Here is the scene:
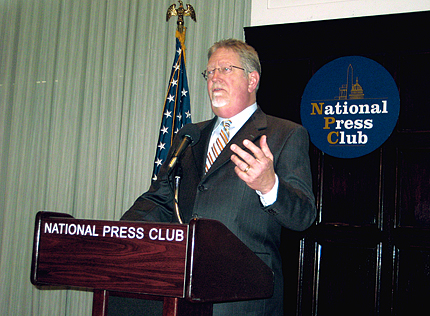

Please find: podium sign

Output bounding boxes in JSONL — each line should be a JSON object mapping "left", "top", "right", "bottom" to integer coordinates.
{"left": 31, "top": 212, "right": 188, "bottom": 297}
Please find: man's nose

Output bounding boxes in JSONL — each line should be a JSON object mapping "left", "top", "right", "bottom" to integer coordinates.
{"left": 211, "top": 68, "right": 223, "bottom": 81}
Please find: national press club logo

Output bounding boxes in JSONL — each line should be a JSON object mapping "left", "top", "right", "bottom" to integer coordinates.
{"left": 300, "top": 56, "right": 400, "bottom": 158}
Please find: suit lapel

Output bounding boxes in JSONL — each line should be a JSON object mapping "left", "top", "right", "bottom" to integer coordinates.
{"left": 191, "top": 118, "right": 216, "bottom": 178}
{"left": 203, "top": 107, "right": 268, "bottom": 178}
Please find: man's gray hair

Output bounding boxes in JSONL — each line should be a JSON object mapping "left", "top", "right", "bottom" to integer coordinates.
{"left": 208, "top": 39, "right": 262, "bottom": 81}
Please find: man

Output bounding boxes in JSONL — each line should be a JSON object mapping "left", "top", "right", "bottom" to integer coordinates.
{"left": 121, "top": 39, "right": 316, "bottom": 315}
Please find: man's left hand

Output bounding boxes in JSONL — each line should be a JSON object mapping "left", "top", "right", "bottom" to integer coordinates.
{"left": 230, "top": 135, "right": 276, "bottom": 194}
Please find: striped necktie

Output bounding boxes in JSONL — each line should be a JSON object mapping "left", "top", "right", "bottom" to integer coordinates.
{"left": 205, "top": 120, "right": 231, "bottom": 173}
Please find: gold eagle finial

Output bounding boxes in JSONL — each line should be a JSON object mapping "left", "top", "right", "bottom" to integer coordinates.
{"left": 166, "top": 1, "right": 196, "bottom": 33}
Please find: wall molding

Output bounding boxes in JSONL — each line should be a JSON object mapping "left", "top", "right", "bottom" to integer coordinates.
{"left": 251, "top": 0, "right": 430, "bottom": 26}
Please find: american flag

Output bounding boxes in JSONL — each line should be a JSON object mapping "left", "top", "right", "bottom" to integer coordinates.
{"left": 151, "top": 31, "right": 192, "bottom": 181}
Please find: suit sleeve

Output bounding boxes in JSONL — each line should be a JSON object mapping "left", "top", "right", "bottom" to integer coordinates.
{"left": 263, "top": 125, "right": 317, "bottom": 231}
{"left": 120, "top": 174, "right": 175, "bottom": 222}
{"left": 120, "top": 141, "right": 180, "bottom": 223}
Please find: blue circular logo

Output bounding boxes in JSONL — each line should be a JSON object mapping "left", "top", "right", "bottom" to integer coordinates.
{"left": 301, "top": 56, "right": 400, "bottom": 158}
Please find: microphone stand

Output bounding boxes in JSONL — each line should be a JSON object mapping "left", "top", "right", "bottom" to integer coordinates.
{"left": 165, "top": 124, "right": 201, "bottom": 224}
{"left": 172, "top": 162, "right": 184, "bottom": 224}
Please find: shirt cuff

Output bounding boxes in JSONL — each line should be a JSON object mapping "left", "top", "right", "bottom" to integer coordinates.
{"left": 256, "top": 174, "right": 279, "bottom": 207}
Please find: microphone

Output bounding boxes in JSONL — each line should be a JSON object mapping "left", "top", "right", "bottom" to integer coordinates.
{"left": 167, "top": 124, "right": 200, "bottom": 175}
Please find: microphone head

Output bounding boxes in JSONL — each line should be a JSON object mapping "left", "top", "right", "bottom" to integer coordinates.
{"left": 177, "top": 123, "right": 201, "bottom": 146}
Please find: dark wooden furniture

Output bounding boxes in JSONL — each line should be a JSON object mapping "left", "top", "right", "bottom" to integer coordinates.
{"left": 30, "top": 211, "right": 273, "bottom": 316}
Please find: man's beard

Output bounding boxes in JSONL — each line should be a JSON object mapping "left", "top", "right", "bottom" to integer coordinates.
{"left": 211, "top": 96, "right": 228, "bottom": 108}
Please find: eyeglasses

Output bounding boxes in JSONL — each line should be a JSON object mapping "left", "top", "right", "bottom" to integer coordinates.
{"left": 201, "top": 65, "right": 245, "bottom": 80}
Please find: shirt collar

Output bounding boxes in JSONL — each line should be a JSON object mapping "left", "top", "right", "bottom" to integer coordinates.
{"left": 213, "top": 103, "right": 258, "bottom": 135}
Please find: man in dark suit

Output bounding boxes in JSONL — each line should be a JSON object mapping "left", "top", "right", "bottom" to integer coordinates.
{"left": 121, "top": 39, "right": 316, "bottom": 316}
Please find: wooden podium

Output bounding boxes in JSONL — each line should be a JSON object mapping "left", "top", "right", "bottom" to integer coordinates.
{"left": 31, "top": 211, "right": 274, "bottom": 315}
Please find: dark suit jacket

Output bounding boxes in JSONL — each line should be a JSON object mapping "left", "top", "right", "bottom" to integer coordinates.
{"left": 121, "top": 107, "right": 316, "bottom": 316}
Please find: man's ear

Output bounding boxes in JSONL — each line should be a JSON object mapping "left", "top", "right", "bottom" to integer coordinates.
{"left": 248, "top": 71, "right": 260, "bottom": 93}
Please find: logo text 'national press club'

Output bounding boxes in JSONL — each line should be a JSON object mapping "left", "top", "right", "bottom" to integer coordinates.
{"left": 301, "top": 56, "right": 400, "bottom": 158}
